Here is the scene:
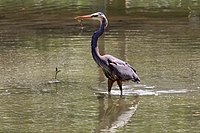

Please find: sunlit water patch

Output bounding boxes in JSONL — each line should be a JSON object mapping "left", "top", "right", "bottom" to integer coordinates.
{"left": 95, "top": 84, "right": 191, "bottom": 96}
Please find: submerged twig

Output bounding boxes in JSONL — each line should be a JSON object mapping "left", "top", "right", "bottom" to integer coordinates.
{"left": 55, "top": 68, "right": 61, "bottom": 79}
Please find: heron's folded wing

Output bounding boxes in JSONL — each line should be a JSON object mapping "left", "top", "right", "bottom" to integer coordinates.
{"left": 109, "top": 62, "right": 135, "bottom": 80}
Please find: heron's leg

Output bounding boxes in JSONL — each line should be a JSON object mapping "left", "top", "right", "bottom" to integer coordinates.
{"left": 117, "top": 80, "right": 123, "bottom": 96}
{"left": 108, "top": 79, "right": 114, "bottom": 94}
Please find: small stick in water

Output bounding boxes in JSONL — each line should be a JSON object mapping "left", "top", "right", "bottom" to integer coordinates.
{"left": 55, "top": 68, "right": 61, "bottom": 79}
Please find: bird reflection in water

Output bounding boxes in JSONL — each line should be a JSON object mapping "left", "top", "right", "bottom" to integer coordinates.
{"left": 95, "top": 94, "right": 139, "bottom": 132}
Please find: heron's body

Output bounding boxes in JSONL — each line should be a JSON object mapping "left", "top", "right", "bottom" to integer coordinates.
{"left": 75, "top": 12, "right": 140, "bottom": 95}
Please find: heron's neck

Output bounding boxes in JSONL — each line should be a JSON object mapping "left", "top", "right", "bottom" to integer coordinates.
{"left": 91, "top": 18, "right": 106, "bottom": 66}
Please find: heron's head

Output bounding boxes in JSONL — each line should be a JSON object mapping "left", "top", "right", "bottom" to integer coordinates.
{"left": 75, "top": 12, "right": 108, "bottom": 28}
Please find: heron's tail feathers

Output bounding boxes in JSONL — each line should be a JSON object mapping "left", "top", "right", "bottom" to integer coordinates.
{"left": 132, "top": 78, "right": 140, "bottom": 83}
{"left": 132, "top": 73, "right": 140, "bottom": 83}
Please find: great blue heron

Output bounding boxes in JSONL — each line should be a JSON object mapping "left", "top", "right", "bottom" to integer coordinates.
{"left": 75, "top": 12, "right": 140, "bottom": 95}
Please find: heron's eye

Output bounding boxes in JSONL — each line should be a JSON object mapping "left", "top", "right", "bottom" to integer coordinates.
{"left": 92, "top": 15, "right": 98, "bottom": 17}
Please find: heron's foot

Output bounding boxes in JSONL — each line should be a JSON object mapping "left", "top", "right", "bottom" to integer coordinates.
{"left": 120, "top": 91, "right": 123, "bottom": 97}
{"left": 108, "top": 91, "right": 111, "bottom": 95}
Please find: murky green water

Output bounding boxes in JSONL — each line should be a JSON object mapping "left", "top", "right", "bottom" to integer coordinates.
{"left": 0, "top": 0, "right": 200, "bottom": 133}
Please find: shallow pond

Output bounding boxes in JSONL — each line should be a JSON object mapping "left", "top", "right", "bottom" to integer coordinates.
{"left": 0, "top": 0, "right": 200, "bottom": 133}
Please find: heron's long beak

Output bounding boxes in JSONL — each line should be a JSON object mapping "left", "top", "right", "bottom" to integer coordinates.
{"left": 75, "top": 15, "right": 92, "bottom": 20}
